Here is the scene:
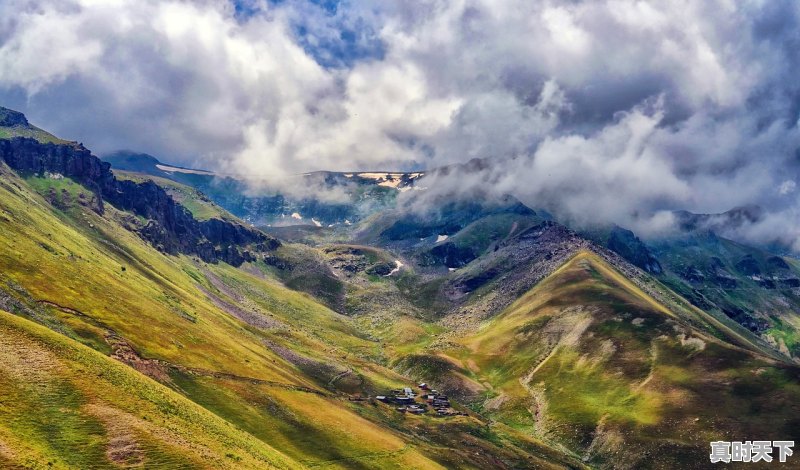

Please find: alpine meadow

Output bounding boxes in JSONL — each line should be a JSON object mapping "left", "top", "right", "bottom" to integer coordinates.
{"left": 1, "top": 1, "right": 800, "bottom": 469}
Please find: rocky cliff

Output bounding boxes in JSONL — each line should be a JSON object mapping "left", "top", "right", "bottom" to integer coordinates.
{"left": 0, "top": 107, "right": 31, "bottom": 127}
{"left": 0, "top": 136, "right": 278, "bottom": 265}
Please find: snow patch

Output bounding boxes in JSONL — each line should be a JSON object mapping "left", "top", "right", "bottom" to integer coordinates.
{"left": 311, "top": 218, "right": 322, "bottom": 227}
{"left": 155, "top": 164, "right": 214, "bottom": 176}
{"left": 436, "top": 234, "right": 448, "bottom": 243}
{"left": 354, "top": 172, "right": 425, "bottom": 190}
{"left": 291, "top": 212, "right": 302, "bottom": 220}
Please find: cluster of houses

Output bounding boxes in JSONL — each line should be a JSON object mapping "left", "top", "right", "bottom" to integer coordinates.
{"left": 374, "top": 383, "right": 465, "bottom": 417}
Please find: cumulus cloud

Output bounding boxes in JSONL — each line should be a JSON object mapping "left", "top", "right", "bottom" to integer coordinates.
{"left": 1, "top": 0, "right": 800, "bottom": 249}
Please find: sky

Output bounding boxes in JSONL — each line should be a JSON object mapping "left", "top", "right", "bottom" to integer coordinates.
{"left": 1, "top": 0, "right": 799, "bottom": 248}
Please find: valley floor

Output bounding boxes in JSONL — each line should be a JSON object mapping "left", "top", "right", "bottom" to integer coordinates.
{"left": 1, "top": 154, "right": 799, "bottom": 469}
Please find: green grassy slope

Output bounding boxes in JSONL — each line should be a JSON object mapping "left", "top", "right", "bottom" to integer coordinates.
{"left": 427, "top": 251, "right": 800, "bottom": 468}
{"left": 0, "top": 162, "right": 579, "bottom": 468}
{"left": 114, "top": 170, "right": 237, "bottom": 222}
{"left": 0, "top": 164, "right": 442, "bottom": 468}
{"left": 0, "top": 125, "right": 70, "bottom": 145}
{"left": 0, "top": 308, "right": 299, "bottom": 469}
{"left": 418, "top": 213, "right": 543, "bottom": 268}
{"left": 651, "top": 234, "right": 800, "bottom": 360}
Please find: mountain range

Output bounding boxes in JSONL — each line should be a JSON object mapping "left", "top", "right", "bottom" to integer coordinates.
{"left": 1, "top": 106, "right": 799, "bottom": 469}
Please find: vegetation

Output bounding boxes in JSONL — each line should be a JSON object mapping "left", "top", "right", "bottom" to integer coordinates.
{"left": 651, "top": 234, "right": 800, "bottom": 359}
{"left": 0, "top": 309, "right": 298, "bottom": 469}
{"left": 2, "top": 113, "right": 800, "bottom": 468}
{"left": 0, "top": 107, "right": 71, "bottom": 144}
{"left": 431, "top": 251, "right": 800, "bottom": 468}
{"left": 114, "top": 170, "right": 237, "bottom": 222}
{"left": 0, "top": 161, "right": 580, "bottom": 468}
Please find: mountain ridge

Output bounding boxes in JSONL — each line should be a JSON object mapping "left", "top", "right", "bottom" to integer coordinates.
{"left": 1, "top": 105, "right": 800, "bottom": 468}
{"left": 0, "top": 108, "right": 278, "bottom": 266}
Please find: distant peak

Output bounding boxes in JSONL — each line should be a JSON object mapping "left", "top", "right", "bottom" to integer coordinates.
{"left": 0, "top": 107, "right": 30, "bottom": 127}
{"left": 105, "top": 150, "right": 162, "bottom": 164}
{"left": 724, "top": 204, "right": 763, "bottom": 222}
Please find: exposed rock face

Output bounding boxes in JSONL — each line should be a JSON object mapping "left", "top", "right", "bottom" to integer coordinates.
{"left": 605, "top": 225, "right": 662, "bottom": 274}
{"left": 0, "top": 136, "right": 278, "bottom": 265}
{"left": 442, "top": 221, "right": 591, "bottom": 321}
{"left": 427, "top": 242, "right": 477, "bottom": 268}
{"left": 0, "top": 138, "right": 115, "bottom": 195}
{"left": 767, "top": 256, "right": 791, "bottom": 271}
{"left": 0, "top": 108, "right": 30, "bottom": 127}
{"left": 734, "top": 255, "right": 761, "bottom": 276}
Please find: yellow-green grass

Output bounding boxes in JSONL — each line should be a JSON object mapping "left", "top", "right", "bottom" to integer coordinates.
{"left": 1, "top": 166, "right": 578, "bottom": 468}
{"left": 435, "top": 250, "right": 800, "bottom": 468}
{"left": 202, "top": 262, "right": 412, "bottom": 393}
{"left": 0, "top": 308, "right": 299, "bottom": 469}
{"left": 169, "top": 373, "right": 448, "bottom": 469}
{"left": 0, "top": 124, "right": 71, "bottom": 145}
{"left": 262, "top": 243, "right": 348, "bottom": 311}
{"left": 0, "top": 168, "right": 403, "bottom": 457}
{"left": 25, "top": 175, "right": 86, "bottom": 200}
{"left": 0, "top": 169, "right": 306, "bottom": 386}
{"left": 3, "top": 168, "right": 398, "bottom": 404}
{"left": 380, "top": 317, "right": 445, "bottom": 357}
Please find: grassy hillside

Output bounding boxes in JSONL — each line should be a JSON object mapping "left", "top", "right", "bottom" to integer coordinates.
{"left": 0, "top": 308, "right": 298, "bottom": 469}
{"left": 0, "top": 161, "right": 581, "bottom": 467}
{"left": 0, "top": 111, "right": 70, "bottom": 145}
{"left": 5, "top": 109, "right": 798, "bottom": 468}
{"left": 651, "top": 233, "right": 800, "bottom": 360}
{"left": 114, "top": 170, "right": 238, "bottom": 222}
{"left": 421, "top": 251, "right": 800, "bottom": 468}
{"left": 0, "top": 164, "right": 428, "bottom": 467}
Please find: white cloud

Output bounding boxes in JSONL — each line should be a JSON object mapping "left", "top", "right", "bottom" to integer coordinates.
{"left": 779, "top": 180, "right": 796, "bottom": 195}
{"left": 1, "top": 0, "right": 800, "bottom": 248}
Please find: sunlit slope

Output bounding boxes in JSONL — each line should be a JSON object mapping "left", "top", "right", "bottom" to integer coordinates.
{"left": 446, "top": 251, "right": 800, "bottom": 468}
{"left": 0, "top": 309, "right": 299, "bottom": 469}
{"left": 0, "top": 164, "right": 580, "bottom": 468}
{"left": 0, "top": 165, "right": 448, "bottom": 468}
{"left": 0, "top": 164, "right": 306, "bottom": 386}
{"left": 0, "top": 107, "right": 69, "bottom": 145}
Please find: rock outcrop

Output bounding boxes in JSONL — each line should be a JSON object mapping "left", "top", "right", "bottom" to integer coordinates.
{"left": 0, "top": 108, "right": 30, "bottom": 127}
{"left": 605, "top": 225, "right": 662, "bottom": 274}
{"left": 0, "top": 136, "right": 278, "bottom": 265}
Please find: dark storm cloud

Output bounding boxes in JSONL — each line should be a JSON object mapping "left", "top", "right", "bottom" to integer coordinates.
{"left": 0, "top": 0, "right": 799, "bottom": 249}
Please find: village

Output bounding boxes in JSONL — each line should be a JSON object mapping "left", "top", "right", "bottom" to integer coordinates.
{"left": 373, "top": 383, "right": 467, "bottom": 417}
